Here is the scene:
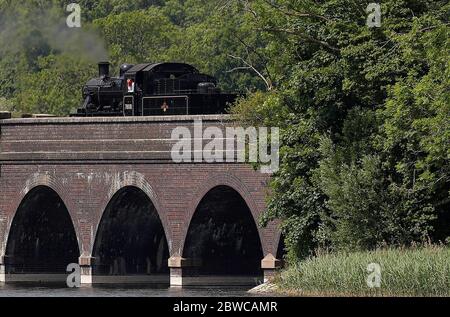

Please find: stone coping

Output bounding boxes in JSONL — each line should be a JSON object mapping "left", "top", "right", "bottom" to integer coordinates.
{"left": 0, "top": 114, "right": 233, "bottom": 125}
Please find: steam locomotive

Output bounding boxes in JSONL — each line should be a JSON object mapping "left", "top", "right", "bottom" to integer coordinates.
{"left": 72, "top": 62, "right": 237, "bottom": 117}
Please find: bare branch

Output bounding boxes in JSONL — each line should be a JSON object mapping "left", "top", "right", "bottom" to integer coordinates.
{"left": 241, "top": 0, "right": 258, "bottom": 18}
{"left": 235, "top": 36, "right": 275, "bottom": 88}
{"left": 228, "top": 54, "right": 273, "bottom": 90}
{"left": 226, "top": 66, "right": 252, "bottom": 72}
{"left": 418, "top": 22, "right": 450, "bottom": 33}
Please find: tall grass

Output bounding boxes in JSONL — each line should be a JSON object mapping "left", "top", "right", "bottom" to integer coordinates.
{"left": 277, "top": 245, "right": 450, "bottom": 296}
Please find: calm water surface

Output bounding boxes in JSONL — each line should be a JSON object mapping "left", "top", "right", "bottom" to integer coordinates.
{"left": 0, "top": 283, "right": 276, "bottom": 297}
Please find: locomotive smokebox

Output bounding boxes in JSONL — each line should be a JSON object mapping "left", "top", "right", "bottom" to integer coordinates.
{"left": 98, "top": 61, "right": 110, "bottom": 78}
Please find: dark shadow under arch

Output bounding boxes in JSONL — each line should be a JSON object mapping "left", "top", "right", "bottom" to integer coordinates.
{"left": 92, "top": 186, "right": 169, "bottom": 276}
{"left": 276, "top": 235, "right": 287, "bottom": 260}
{"left": 5, "top": 186, "right": 80, "bottom": 273}
{"left": 183, "top": 185, "right": 263, "bottom": 276}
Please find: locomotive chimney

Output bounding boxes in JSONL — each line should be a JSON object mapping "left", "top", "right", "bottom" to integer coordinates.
{"left": 98, "top": 61, "right": 110, "bottom": 78}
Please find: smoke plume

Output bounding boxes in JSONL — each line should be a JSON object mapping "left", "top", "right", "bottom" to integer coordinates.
{"left": 0, "top": 5, "right": 108, "bottom": 62}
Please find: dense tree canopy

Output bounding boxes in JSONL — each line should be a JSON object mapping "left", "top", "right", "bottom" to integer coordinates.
{"left": 0, "top": 0, "right": 448, "bottom": 262}
{"left": 232, "top": 0, "right": 449, "bottom": 260}
{"left": 0, "top": 0, "right": 268, "bottom": 115}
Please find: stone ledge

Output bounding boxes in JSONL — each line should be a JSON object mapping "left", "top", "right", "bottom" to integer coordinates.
{"left": 168, "top": 256, "right": 193, "bottom": 268}
{"left": 0, "top": 114, "right": 233, "bottom": 125}
{"left": 261, "top": 253, "right": 283, "bottom": 269}
{"left": 79, "top": 256, "right": 95, "bottom": 266}
{"left": 0, "top": 111, "right": 12, "bottom": 119}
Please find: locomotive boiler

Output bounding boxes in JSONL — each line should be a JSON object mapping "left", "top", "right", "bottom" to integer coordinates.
{"left": 72, "top": 62, "right": 237, "bottom": 116}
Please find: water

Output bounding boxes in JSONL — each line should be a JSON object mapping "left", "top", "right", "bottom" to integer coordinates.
{"left": 0, "top": 283, "right": 275, "bottom": 297}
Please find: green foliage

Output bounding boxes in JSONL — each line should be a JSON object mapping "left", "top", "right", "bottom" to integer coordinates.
{"left": 278, "top": 245, "right": 450, "bottom": 297}
{"left": 71, "top": 0, "right": 165, "bottom": 21}
{"left": 0, "top": 97, "right": 12, "bottom": 111}
{"left": 230, "top": 91, "right": 289, "bottom": 127}
{"left": 94, "top": 7, "right": 178, "bottom": 66}
{"left": 0, "top": 0, "right": 448, "bottom": 261}
{"left": 14, "top": 55, "right": 95, "bottom": 115}
{"left": 231, "top": 0, "right": 450, "bottom": 260}
{"left": 164, "top": 0, "right": 272, "bottom": 92}
{"left": 0, "top": 0, "right": 269, "bottom": 114}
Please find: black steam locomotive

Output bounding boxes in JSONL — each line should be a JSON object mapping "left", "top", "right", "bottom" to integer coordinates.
{"left": 72, "top": 62, "right": 237, "bottom": 117}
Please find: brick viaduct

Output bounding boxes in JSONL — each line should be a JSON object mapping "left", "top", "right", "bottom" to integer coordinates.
{"left": 0, "top": 114, "right": 282, "bottom": 286}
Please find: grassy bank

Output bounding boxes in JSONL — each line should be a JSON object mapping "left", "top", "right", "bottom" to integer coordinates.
{"left": 275, "top": 245, "right": 450, "bottom": 297}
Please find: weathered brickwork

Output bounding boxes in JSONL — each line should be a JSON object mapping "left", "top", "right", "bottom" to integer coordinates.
{"left": 0, "top": 115, "right": 281, "bottom": 269}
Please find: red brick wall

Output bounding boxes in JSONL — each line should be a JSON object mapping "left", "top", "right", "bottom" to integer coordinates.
{"left": 0, "top": 115, "right": 281, "bottom": 262}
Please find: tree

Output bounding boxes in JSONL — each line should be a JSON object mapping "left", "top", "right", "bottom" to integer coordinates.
{"left": 93, "top": 7, "right": 179, "bottom": 67}
{"left": 14, "top": 54, "right": 95, "bottom": 115}
{"left": 232, "top": 0, "right": 450, "bottom": 260}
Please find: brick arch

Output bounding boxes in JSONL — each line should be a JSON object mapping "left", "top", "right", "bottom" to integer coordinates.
{"left": 1, "top": 173, "right": 81, "bottom": 256}
{"left": 178, "top": 172, "right": 265, "bottom": 256}
{"left": 93, "top": 172, "right": 172, "bottom": 255}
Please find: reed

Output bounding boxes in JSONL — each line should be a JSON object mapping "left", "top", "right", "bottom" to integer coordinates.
{"left": 276, "top": 244, "right": 450, "bottom": 297}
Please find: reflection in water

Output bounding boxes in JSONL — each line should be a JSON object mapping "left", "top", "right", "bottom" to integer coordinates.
{"left": 0, "top": 283, "right": 277, "bottom": 297}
